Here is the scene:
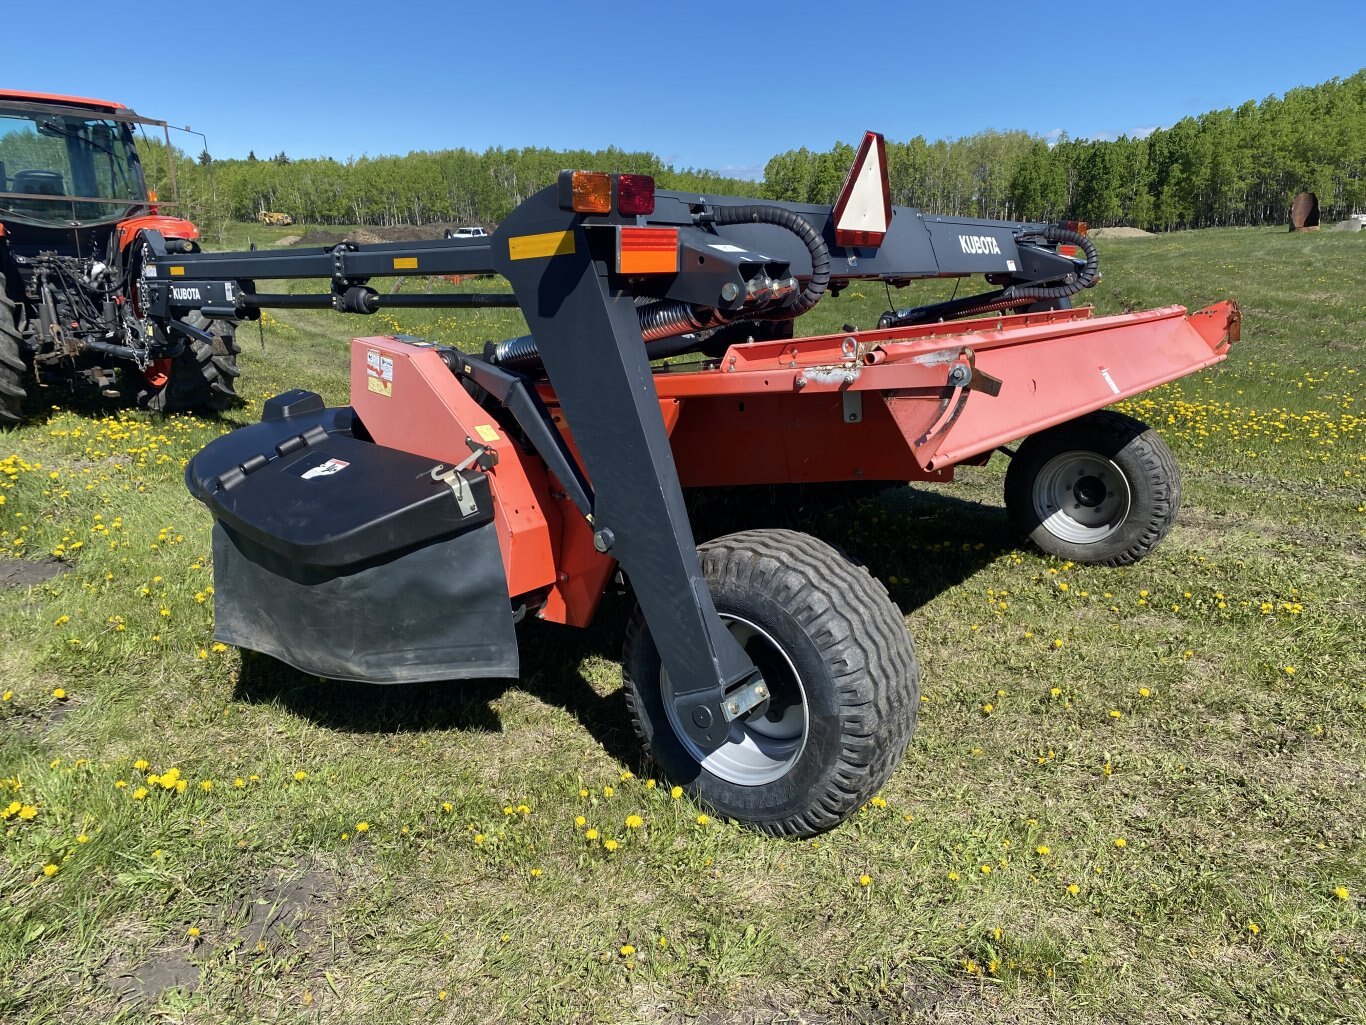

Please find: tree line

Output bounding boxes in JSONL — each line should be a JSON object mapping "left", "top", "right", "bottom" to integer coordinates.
{"left": 764, "top": 70, "right": 1365, "bottom": 229}
{"left": 144, "top": 70, "right": 1363, "bottom": 233}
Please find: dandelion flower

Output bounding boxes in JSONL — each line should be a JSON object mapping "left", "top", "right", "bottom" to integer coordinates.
{"left": 578, "top": 788, "right": 589, "bottom": 798}
{"left": 670, "top": 786, "right": 683, "bottom": 800}
{"left": 603, "top": 839, "right": 619, "bottom": 852}
{"left": 619, "top": 945, "right": 635, "bottom": 958}
{"left": 1036, "top": 845, "right": 1050, "bottom": 856}
{"left": 233, "top": 778, "right": 245, "bottom": 788}
{"left": 948, "top": 871, "right": 960, "bottom": 881}
{"left": 438, "top": 990, "right": 448, "bottom": 1001}
{"left": 529, "top": 868, "right": 543, "bottom": 878}
{"left": 1334, "top": 886, "right": 1351, "bottom": 901}
{"left": 585, "top": 828, "right": 599, "bottom": 841}
{"left": 575, "top": 815, "right": 587, "bottom": 827}
{"left": 858, "top": 874, "right": 872, "bottom": 887}
{"left": 76, "top": 834, "right": 89, "bottom": 844}
{"left": 980, "top": 864, "right": 992, "bottom": 875}
{"left": 355, "top": 821, "right": 370, "bottom": 833}
{"left": 1247, "top": 921, "right": 1261, "bottom": 935}
{"left": 133, "top": 759, "right": 150, "bottom": 771}
{"left": 473, "top": 833, "right": 485, "bottom": 844}
{"left": 1114, "top": 837, "right": 1127, "bottom": 849}
{"left": 625, "top": 814, "right": 643, "bottom": 829}
{"left": 52, "top": 688, "right": 67, "bottom": 700}
{"left": 293, "top": 770, "right": 308, "bottom": 782}
{"left": 1139, "top": 687, "right": 1151, "bottom": 698}
{"left": 187, "top": 927, "right": 201, "bottom": 938}
{"left": 1284, "top": 666, "right": 1296, "bottom": 676}
{"left": 1066, "top": 883, "right": 1080, "bottom": 896}
{"left": 132, "top": 787, "right": 148, "bottom": 800}
{"left": 441, "top": 801, "right": 453, "bottom": 813}
{"left": 696, "top": 814, "right": 710, "bottom": 826}
{"left": 42, "top": 864, "right": 58, "bottom": 877}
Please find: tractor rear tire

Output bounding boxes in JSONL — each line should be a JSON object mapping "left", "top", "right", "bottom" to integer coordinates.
{"left": 622, "top": 528, "right": 920, "bottom": 838}
{"left": 139, "top": 311, "right": 241, "bottom": 413}
{"left": 1004, "top": 410, "right": 1180, "bottom": 566}
{"left": 0, "top": 277, "right": 30, "bottom": 426}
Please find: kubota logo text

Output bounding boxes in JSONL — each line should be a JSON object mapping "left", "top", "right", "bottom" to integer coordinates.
{"left": 959, "top": 235, "right": 1002, "bottom": 255}
{"left": 171, "top": 286, "right": 202, "bottom": 301}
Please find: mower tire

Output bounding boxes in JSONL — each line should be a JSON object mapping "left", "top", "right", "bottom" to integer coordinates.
{"left": 138, "top": 311, "right": 241, "bottom": 413}
{"left": 622, "top": 528, "right": 920, "bottom": 838}
{"left": 1004, "top": 410, "right": 1180, "bottom": 566}
{"left": 0, "top": 277, "right": 29, "bottom": 425}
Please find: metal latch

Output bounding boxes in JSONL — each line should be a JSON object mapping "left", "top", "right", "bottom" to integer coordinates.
{"left": 429, "top": 437, "right": 499, "bottom": 518}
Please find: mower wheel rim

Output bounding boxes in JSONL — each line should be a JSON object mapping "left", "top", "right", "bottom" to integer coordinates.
{"left": 1032, "top": 450, "right": 1132, "bottom": 545}
{"left": 661, "top": 613, "right": 809, "bottom": 787}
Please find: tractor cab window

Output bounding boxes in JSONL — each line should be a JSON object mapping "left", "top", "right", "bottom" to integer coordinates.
{"left": 0, "top": 110, "right": 145, "bottom": 225}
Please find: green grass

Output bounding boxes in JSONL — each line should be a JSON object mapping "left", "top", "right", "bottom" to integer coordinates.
{"left": 1, "top": 224, "right": 1363, "bottom": 1024}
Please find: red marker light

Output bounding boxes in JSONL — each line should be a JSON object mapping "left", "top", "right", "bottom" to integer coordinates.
{"left": 617, "top": 174, "right": 655, "bottom": 216}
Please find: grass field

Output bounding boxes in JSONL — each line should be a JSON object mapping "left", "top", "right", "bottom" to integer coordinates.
{"left": 1, "top": 223, "right": 1363, "bottom": 1025}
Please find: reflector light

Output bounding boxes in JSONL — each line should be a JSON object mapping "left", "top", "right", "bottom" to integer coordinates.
{"left": 571, "top": 171, "right": 612, "bottom": 214}
{"left": 1059, "top": 220, "right": 1089, "bottom": 235}
{"left": 147, "top": 188, "right": 158, "bottom": 203}
{"left": 616, "top": 227, "right": 678, "bottom": 275}
{"left": 617, "top": 174, "right": 655, "bottom": 215}
{"left": 833, "top": 131, "right": 892, "bottom": 249}
{"left": 1056, "top": 244, "right": 1078, "bottom": 258}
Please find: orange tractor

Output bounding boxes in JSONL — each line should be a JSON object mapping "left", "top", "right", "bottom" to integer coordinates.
{"left": 0, "top": 90, "right": 237, "bottom": 424}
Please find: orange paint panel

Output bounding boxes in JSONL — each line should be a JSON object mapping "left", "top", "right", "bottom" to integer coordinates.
{"left": 348, "top": 337, "right": 557, "bottom": 600}
{"left": 118, "top": 216, "right": 200, "bottom": 251}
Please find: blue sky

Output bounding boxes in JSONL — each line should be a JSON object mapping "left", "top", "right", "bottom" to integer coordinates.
{"left": 5, "top": 1, "right": 1363, "bottom": 177}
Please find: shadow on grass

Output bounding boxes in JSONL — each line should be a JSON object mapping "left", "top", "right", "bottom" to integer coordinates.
{"left": 230, "top": 484, "right": 1013, "bottom": 764}
{"left": 231, "top": 593, "right": 644, "bottom": 766}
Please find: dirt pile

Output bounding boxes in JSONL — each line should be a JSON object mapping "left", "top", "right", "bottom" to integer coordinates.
{"left": 1089, "top": 227, "right": 1154, "bottom": 239}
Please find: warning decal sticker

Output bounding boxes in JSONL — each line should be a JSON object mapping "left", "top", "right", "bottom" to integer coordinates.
{"left": 301, "top": 458, "right": 350, "bottom": 480}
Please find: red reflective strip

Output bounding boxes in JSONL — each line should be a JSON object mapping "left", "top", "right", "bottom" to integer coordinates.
{"left": 1057, "top": 244, "right": 1078, "bottom": 257}
{"left": 835, "top": 228, "right": 886, "bottom": 248}
{"left": 617, "top": 227, "right": 678, "bottom": 275}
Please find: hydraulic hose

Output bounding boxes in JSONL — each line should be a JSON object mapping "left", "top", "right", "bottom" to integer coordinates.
{"left": 699, "top": 205, "right": 831, "bottom": 316}
{"left": 1006, "top": 225, "right": 1099, "bottom": 302}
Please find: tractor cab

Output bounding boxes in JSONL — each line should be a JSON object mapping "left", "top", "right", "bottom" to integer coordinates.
{"left": 0, "top": 97, "right": 151, "bottom": 240}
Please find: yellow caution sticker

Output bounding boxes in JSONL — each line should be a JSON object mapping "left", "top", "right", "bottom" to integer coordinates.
{"left": 508, "top": 230, "right": 575, "bottom": 261}
{"left": 474, "top": 423, "right": 500, "bottom": 443}
{"left": 169, "top": 266, "right": 185, "bottom": 277}
{"left": 367, "top": 377, "right": 392, "bottom": 397}
{"left": 392, "top": 257, "right": 418, "bottom": 270}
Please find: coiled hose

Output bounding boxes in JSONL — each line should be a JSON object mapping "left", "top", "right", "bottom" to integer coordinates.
{"left": 954, "top": 225, "right": 1099, "bottom": 318}
{"left": 492, "top": 205, "right": 833, "bottom": 370}
{"left": 700, "top": 204, "right": 831, "bottom": 316}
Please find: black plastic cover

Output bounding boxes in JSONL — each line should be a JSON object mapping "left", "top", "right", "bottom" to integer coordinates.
{"left": 186, "top": 403, "right": 493, "bottom": 568}
{"left": 185, "top": 395, "right": 519, "bottom": 684}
